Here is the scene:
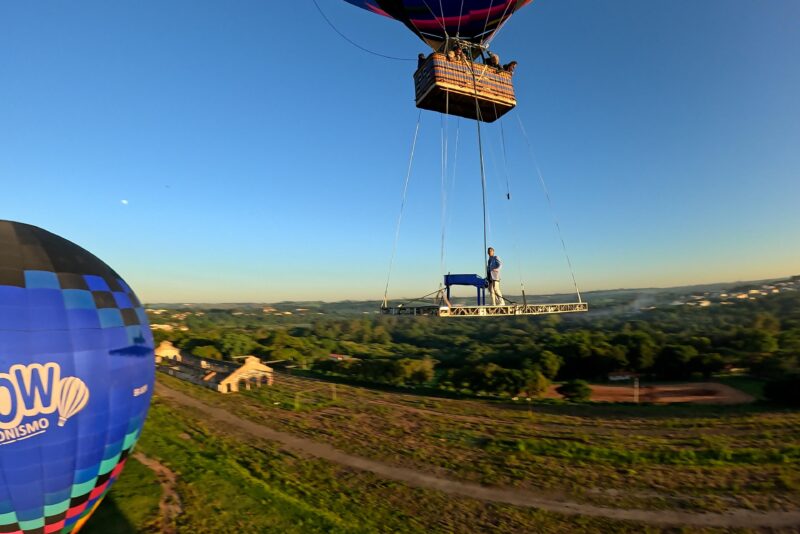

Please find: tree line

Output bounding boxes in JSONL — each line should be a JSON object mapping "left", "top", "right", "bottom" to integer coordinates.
{"left": 152, "top": 290, "right": 800, "bottom": 402}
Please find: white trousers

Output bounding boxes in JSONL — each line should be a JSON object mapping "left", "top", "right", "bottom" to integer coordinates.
{"left": 488, "top": 279, "right": 505, "bottom": 305}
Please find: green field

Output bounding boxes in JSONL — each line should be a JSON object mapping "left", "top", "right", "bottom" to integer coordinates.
{"left": 82, "top": 456, "right": 161, "bottom": 534}
{"left": 85, "top": 373, "right": 800, "bottom": 532}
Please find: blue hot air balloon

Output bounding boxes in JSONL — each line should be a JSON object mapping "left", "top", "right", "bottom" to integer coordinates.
{"left": 0, "top": 220, "right": 154, "bottom": 533}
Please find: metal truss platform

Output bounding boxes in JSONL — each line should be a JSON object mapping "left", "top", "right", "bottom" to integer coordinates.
{"left": 380, "top": 302, "right": 589, "bottom": 318}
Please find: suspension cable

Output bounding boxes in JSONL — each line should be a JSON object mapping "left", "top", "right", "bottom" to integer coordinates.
{"left": 312, "top": 0, "right": 415, "bottom": 62}
{"left": 492, "top": 108, "right": 527, "bottom": 301}
{"left": 420, "top": 0, "right": 449, "bottom": 33}
{"left": 516, "top": 114, "right": 583, "bottom": 303}
{"left": 475, "top": 105, "right": 489, "bottom": 269}
{"left": 499, "top": 114, "right": 512, "bottom": 200}
{"left": 440, "top": 91, "right": 451, "bottom": 279}
{"left": 383, "top": 111, "right": 423, "bottom": 307}
{"left": 485, "top": 0, "right": 514, "bottom": 47}
{"left": 456, "top": 0, "right": 466, "bottom": 37}
{"left": 467, "top": 58, "right": 490, "bottom": 272}
{"left": 480, "top": 0, "right": 497, "bottom": 43}
{"left": 446, "top": 119, "right": 461, "bottom": 233}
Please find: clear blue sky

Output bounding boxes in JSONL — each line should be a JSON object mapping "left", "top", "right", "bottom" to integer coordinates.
{"left": 1, "top": 1, "right": 798, "bottom": 303}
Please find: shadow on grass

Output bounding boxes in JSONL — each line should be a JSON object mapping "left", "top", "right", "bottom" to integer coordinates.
{"left": 80, "top": 496, "right": 138, "bottom": 534}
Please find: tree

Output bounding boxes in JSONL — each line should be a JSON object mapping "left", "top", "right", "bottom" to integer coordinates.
{"left": 653, "top": 345, "right": 699, "bottom": 380}
{"left": 778, "top": 329, "right": 800, "bottom": 352}
{"left": 271, "top": 347, "right": 301, "bottom": 362}
{"left": 749, "top": 353, "right": 799, "bottom": 379}
{"left": 556, "top": 380, "right": 591, "bottom": 402}
{"left": 612, "top": 332, "right": 657, "bottom": 371}
{"left": 692, "top": 353, "right": 725, "bottom": 379}
{"left": 521, "top": 369, "right": 550, "bottom": 397}
{"left": 371, "top": 326, "right": 392, "bottom": 344}
{"left": 753, "top": 312, "right": 781, "bottom": 335}
{"left": 452, "top": 363, "right": 520, "bottom": 395}
{"left": 535, "top": 351, "right": 562, "bottom": 380}
{"left": 764, "top": 374, "right": 800, "bottom": 405}
{"left": 736, "top": 329, "right": 779, "bottom": 354}
{"left": 400, "top": 358, "right": 436, "bottom": 385}
{"left": 152, "top": 329, "right": 172, "bottom": 345}
{"left": 194, "top": 345, "right": 223, "bottom": 360}
{"left": 220, "top": 332, "right": 256, "bottom": 358}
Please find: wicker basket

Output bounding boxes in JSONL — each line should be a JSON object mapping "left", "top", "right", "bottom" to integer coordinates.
{"left": 414, "top": 53, "right": 516, "bottom": 122}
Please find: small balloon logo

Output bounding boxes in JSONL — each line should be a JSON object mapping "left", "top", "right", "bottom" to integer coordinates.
{"left": 57, "top": 377, "right": 89, "bottom": 427}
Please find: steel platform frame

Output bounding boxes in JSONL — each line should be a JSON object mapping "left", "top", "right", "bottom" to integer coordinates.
{"left": 380, "top": 302, "right": 589, "bottom": 318}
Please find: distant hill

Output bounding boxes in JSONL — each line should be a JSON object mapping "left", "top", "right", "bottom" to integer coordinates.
{"left": 146, "top": 274, "right": 798, "bottom": 317}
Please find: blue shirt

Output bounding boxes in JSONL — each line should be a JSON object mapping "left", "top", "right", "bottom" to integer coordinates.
{"left": 487, "top": 256, "right": 502, "bottom": 281}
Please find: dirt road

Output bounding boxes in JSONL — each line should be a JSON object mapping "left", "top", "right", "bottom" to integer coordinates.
{"left": 132, "top": 451, "right": 182, "bottom": 533}
{"left": 544, "top": 382, "right": 755, "bottom": 404}
{"left": 155, "top": 383, "right": 800, "bottom": 529}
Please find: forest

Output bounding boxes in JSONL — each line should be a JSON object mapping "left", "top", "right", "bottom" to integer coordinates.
{"left": 152, "top": 279, "right": 800, "bottom": 403}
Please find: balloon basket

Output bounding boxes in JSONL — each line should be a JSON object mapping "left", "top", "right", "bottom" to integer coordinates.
{"left": 414, "top": 53, "right": 516, "bottom": 123}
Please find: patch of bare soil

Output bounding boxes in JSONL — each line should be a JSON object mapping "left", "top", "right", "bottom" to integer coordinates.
{"left": 544, "top": 382, "right": 755, "bottom": 404}
{"left": 133, "top": 451, "right": 182, "bottom": 534}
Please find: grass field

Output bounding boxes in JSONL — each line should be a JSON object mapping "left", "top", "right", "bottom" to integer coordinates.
{"left": 82, "top": 456, "right": 161, "bottom": 534}
{"left": 85, "top": 397, "right": 672, "bottom": 533}
{"left": 86, "top": 373, "right": 800, "bottom": 532}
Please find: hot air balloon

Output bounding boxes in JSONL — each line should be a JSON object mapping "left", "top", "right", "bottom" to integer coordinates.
{"left": 343, "top": 0, "right": 534, "bottom": 121}
{"left": 0, "top": 220, "right": 154, "bottom": 533}
{"left": 331, "top": 2, "right": 588, "bottom": 317}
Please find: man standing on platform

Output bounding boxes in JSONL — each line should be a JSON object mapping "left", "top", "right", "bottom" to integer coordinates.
{"left": 487, "top": 247, "right": 506, "bottom": 305}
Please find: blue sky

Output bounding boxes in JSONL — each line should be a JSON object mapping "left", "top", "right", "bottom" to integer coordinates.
{"left": 1, "top": 1, "right": 798, "bottom": 302}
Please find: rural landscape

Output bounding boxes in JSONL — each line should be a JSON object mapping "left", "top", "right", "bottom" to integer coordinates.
{"left": 2, "top": 2, "right": 798, "bottom": 533}
{"left": 83, "top": 277, "right": 800, "bottom": 533}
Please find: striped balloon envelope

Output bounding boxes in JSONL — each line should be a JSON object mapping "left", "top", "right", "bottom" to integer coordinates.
{"left": 343, "top": 0, "right": 534, "bottom": 48}
{"left": 0, "top": 220, "right": 154, "bottom": 533}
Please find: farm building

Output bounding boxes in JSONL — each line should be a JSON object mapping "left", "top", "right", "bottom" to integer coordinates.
{"left": 156, "top": 341, "right": 273, "bottom": 393}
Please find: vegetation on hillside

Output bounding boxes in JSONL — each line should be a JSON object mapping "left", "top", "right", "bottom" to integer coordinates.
{"left": 151, "top": 283, "right": 800, "bottom": 401}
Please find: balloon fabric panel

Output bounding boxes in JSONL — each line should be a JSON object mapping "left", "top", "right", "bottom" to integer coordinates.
{"left": 342, "top": 0, "right": 533, "bottom": 45}
{"left": 0, "top": 220, "right": 154, "bottom": 533}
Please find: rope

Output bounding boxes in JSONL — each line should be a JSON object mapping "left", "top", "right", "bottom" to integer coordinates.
{"left": 383, "top": 111, "right": 423, "bottom": 307}
{"left": 497, "top": 112, "right": 527, "bottom": 298}
{"left": 516, "top": 114, "right": 583, "bottom": 303}
{"left": 476, "top": 113, "right": 490, "bottom": 270}
{"left": 485, "top": 0, "right": 515, "bottom": 46}
{"left": 396, "top": 288, "right": 446, "bottom": 307}
{"left": 479, "top": 0, "right": 497, "bottom": 43}
{"left": 481, "top": 107, "right": 525, "bottom": 299}
{"left": 467, "top": 58, "right": 490, "bottom": 273}
{"left": 456, "top": 0, "right": 466, "bottom": 37}
{"left": 312, "top": 0, "right": 415, "bottom": 62}
{"left": 420, "top": 0, "right": 448, "bottom": 33}
{"left": 446, "top": 119, "right": 461, "bottom": 233}
{"left": 499, "top": 115, "right": 511, "bottom": 200}
{"left": 440, "top": 91, "right": 451, "bottom": 279}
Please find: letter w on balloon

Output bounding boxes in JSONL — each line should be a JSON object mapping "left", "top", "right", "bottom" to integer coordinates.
{"left": 0, "top": 363, "right": 89, "bottom": 430}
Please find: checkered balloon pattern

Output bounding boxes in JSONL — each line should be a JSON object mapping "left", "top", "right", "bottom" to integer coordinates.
{"left": 0, "top": 221, "right": 154, "bottom": 533}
